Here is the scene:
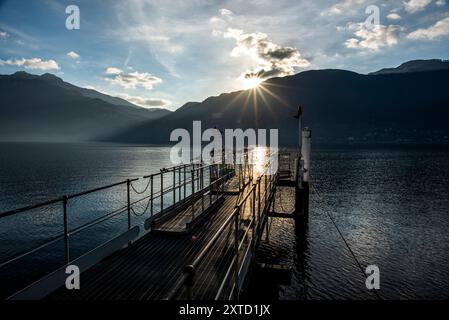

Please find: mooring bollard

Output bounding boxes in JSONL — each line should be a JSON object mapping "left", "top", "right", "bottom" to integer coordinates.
{"left": 184, "top": 265, "right": 196, "bottom": 300}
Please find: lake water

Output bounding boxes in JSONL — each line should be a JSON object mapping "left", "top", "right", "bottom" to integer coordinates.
{"left": 1, "top": 143, "right": 449, "bottom": 299}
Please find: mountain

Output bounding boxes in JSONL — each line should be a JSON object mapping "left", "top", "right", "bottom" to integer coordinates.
{"left": 109, "top": 61, "right": 449, "bottom": 146}
{"left": 0, "top": 72, "right": 171, "bottom": 142}
{"left": 37, "top": 73, "right": 139, "bottom": 108}
{"left": 370, "top": 59, "right": 449, "bottom": 75}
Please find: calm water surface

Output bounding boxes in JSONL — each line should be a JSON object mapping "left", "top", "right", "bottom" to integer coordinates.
{"left": 1, "top": 143, "right": 448, "bottom": 299}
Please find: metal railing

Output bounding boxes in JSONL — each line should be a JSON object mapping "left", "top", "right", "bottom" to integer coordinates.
{"left": 165, "top": 154, "right": 279, "bottom": 300}
{"left": 184, "top": 164, "right": 229, "bottom": 224}
{"left": 0, "top": 161, "right": 233, "bottom": 298}
{"left": 0, "top": 148, "right": 284, "bottom": 299}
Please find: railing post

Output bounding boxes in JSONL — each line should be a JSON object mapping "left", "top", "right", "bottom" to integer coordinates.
{"left": 257, "top": 179, "right": 261, "bottom": 230}
{"left": 252, "top": 186, "right": 256, "bottom": 250}
{"left": 150, "top": 175, "right": 154, "bottom": 217}
{"left": 201, "top": 166, "right": 205, "bottom": 212}
{"left": 62, "top": 195, "right": 70, "bottom": 264}
{"left": 234, "top": 207, "right": 240, "bottom": 300}
{"left": 264, "top": 174, "right": 268, "bottom": 209}
{"left": 209, "top": 166, "right": 213, "bottom": 204}
{"left": 179, "top": 167, "right": 182, "bottom": 201}
{"left": 183, "top": 164, "right": 187, "bottom": 200}
{"left": 265, "top": 181, "right": 270, "bottom": 242}
{"left": 238, "top": 164, "right": 242, "bottom": 191}
{"left": 201, "top": 165, "right": 204, "bottom": 190}
{"left": 201, "top": 192, "right": 205, "bottom": 213}
{"left": 191, "top": 169, "right": 195, "bottom": 220}
{"left": 161, "top": 170, "right": 164, "bottom": 215}
{"left": 127, "top": 179, "right": 131, "bottom": 230}
{"left": 173, "top": 168, "right": 176, "bottom": 205}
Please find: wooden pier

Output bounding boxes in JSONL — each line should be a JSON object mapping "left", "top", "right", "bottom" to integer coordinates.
{"left": 0, "top": 148, "right": 310, "bottom": 300}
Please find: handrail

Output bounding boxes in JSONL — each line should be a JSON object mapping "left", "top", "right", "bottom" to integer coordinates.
{"left": 0, "top": 161, "right": 233, "bottom": 283}
{"left": 0, "top": 161, "right": 215, "bottom": 221}
{"left": 67, "top": 179, "right": 139, "bottom": 200}
{"left": 0, "top": 179, "right": 138, "bottom": 219}
{"left": 166, "top": 151, "right": 280, "bottom": 300}
{"left": 0, "top": 197, "right": 63, "bottom": 219}
{"left": 0, "top": 150, "right": 282, "bottom": 300}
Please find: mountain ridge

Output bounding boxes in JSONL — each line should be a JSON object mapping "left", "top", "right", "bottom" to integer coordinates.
{"left": 2, "top": 59, "right": 449, "bottom": 145}
{"left": 370, "top": 59, "right": 449, "bottom": 75}
{"left": 108, "top": 61, "right": 449, "bottom": 146}
{"left": 0, "top": 72, "right": 171, "bottom": 142}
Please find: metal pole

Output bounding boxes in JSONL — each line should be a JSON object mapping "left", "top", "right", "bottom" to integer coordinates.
{"left": 257, "top": 180, "right": 261, "bottom": 230}
{"left": 127, "top": 179, "right": 131, "bottom": 230}
{"left": 209, "top": 166, "right": 213, "bottom": 204}
{"left": 234, "top": 209, "right": 240, "bottom": 300}
{"left": 201, "top": 167, "right": 205, "bottom": 213}
{"left": 150, "top": 175, "right": 154, "bottom": 216}
{"left": 161, "top": 171, "right": 164, "bottom": 215}
{"left": 173, "top": 169, "right": 176, "bottom": 205}
{"left": 179, "top": 167, "right": 182, "bottom": 201}
{"left": 191, "top": 169, "right": 195, "bottom": 220}
{"left": 201, "top": 190, "right": 205, "bottom": 213}
{"left": 201, "top": 165, "right": 204, "bottom": 190}
{"left": 63, "top": 195, "right": 70, "bottom": 264}
{"left": 264, "top": 174, "right": 268, "bottom": 209}
{"left": 201, "top": 166, "right": 204, "bottom": 191}
{"left": 265, "top": 177, "right": 270, "bottom": 242}
{"left": 238, "top": 164, "right": 241, "bottom": 191}
{"left": 252, "top": 187, "right": 256, "bottom": 250}
{"left": 183, "top": 165, "right": 187, "bottom": 200}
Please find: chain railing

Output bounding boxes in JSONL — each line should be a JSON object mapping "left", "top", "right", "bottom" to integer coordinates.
{"left": 165, "top": 153, "right": 279, "bottom": 300}
{"left": 0, "top": 148, "right": 282, "bottom": 300}
{"left": 0, "top": 161, "right": 232, "bottom": 299}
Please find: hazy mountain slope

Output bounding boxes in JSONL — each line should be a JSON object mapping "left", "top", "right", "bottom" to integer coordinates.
{"left": 109, "top": 66, "right": 449, "bottom": 146}
{"left": 370, "top": 59, "right": 449, "bottom": 75}
{"left": 0, "top": 72, "right": 171, "bottom": 142}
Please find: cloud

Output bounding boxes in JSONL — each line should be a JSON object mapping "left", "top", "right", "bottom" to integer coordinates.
{"left": 436, "top": 0, "right": 446, "bottom": 5}
{"left": 116, "top": 93, "right": 171, "bottom": 108}
{"left": 345, "top": 23, "right": 404, "bottom": 50}
{"left": 105, "top": 67, "right": 123, "bottom": 75}
{"left": 67, "top": 51, "right": 80, "bottom": 59}
{"left": 407, "top": 16, "right": 449, "bottom": 40}
{"left": 0, "top": 57, "right": 60, "bottom": 70}
{"left": 223, "top": 28, "right": 310, "bottom": 79}
{"left": 404, "top": 0, "right": 433, "bottom": 13}
{"left": 387, "top": 13, "right": 402, "bottom": 20}
{"left": 219, "top": 8, "right": 234, "bottom": 17}
{"left": 0, "top": 31, "right": 8, "bottom": 39}
{"left": 103, "top": 68, "right": 162, "bottom": 90}
{"left": 321, "top": 0, "right": 368, "bottom": 16}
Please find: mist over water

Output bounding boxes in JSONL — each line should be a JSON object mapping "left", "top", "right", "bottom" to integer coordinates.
{"left": 1, "top": 143, "right": 449, "bottom": 299}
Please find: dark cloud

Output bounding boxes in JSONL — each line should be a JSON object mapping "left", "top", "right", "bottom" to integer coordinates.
{"left": 224, "top": 28, "right": 310, "bottom": 80}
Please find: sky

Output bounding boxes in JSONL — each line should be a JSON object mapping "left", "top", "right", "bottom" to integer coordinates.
{"left": 0, "top": 0, "right": 448, "bottom": 111}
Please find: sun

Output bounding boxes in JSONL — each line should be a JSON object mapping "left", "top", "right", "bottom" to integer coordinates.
{"left": 241, "top": 76, "right": 262, "bottom": 90}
